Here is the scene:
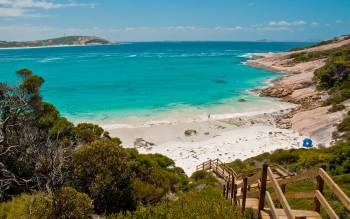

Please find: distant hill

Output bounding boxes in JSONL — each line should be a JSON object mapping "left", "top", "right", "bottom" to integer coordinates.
{"left": 0, "top": 36, "right": 111, "bottom": 48}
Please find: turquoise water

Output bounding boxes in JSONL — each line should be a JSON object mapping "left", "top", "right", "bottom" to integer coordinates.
{"left": 0, "top": 42, "right": 311, "bottom": 122}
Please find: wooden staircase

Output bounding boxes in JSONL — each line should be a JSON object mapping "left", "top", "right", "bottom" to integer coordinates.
{"left": 196, "top": 159, "right": 350, "bottom": 219}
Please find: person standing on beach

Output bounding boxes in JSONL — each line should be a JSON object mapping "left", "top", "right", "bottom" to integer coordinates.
{"left": 208, "top": 113, "right": 211, "bottom": 121}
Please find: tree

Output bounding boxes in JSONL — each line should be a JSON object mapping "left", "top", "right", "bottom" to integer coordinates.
{"left": 0, "top": 70, "right": 74, "bottom": 201}
{"left": 71, "top": 139, "right": 136, "bottom": 214}
{"left": 72, "top": 123, "right": 119, "bottom": 145}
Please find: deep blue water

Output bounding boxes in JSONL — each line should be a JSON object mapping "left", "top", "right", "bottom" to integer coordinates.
{"left": 0, "top": 42, "right": 312, "bottom": 121}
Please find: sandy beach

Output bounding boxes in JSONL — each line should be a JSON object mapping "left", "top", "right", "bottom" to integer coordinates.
{"left": 103, "top": 97, "right": 305, "bottom": 175}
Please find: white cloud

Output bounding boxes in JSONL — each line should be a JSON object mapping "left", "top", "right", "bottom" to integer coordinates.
{"left": 336, "top": 19, "right": 343, "bottom": 24}
{"left": 0, "top": 0, "right": 94, "bottom": 17}
{"left": 0, "top": 7, "right": 25, "bottom": 16}
{"left": 268, "top": 20, "right": 307, "bottom": 27}
{"left": 310, "top": 22, "right": 319, "bottom": 27}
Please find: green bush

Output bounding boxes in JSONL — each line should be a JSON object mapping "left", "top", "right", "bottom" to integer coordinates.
{"left": 53, "top": 187, "right": 93, "bottom": 219}
{"left": 127, "top": 149, "right": 189, "bottom": 205}
{"left": 0, "top": 193, "right": 53, "bottom": 219}
{"left": 72, "top": 123, "right": 117, "bottom": 144}
{"left": 111, "top": 188, "right": 249, "bottom": 219}
{"left": 190, "top": 170, "right": 219, "bottom": 187}
{"left": 328, "top": 104, "right": 346, "bottom": 113}
{"left": 337, "top": 113, "right": 350, "bottom": 133}
{"left": 71, "top": 139, "right": 136, "bottom": 214}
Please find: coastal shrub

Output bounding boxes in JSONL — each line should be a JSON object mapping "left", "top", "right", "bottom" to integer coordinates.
{"left": 71, "top": 139, "right": 136, "bottom": 214}
{"left": 337, "top": 112, "right": 350, "bottom": 133}
{"left": 328, "top": 104, "right": 346, "bottom": 113}
{"left": 111, "top": 187, "right": 249, "bottom": 219}
{"left": 0, "top": 193, "right": 53, "bottom": 219}
{"left": 190, "top": 170, "right": 219, "bottom": 188}
{"left": 227, "top": 159, "right": 256, "bottom": 173}
{"left": 53, "top": 187, "right": 94, "bottom": 219}
{"left": 270, "top": 149, "right": 301, "bottom": 164}
{"left": 72, "top": 122, "right": 115, "bottom": 144}
{"left": 127, "top": 149, "right": 189, "bottom": 205}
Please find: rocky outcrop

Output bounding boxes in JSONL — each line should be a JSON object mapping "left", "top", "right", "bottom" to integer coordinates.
{"left": 134, "top": 138, "right": 154, "bottom": 149}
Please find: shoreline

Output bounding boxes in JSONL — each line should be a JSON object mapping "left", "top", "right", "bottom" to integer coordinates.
{"left": 73, "top": 40, "right": 350, "bottom": 175}
{"left": 99, "top": 91, "right": 304, "bottom": 175}
{"left": 245, "top": 38, "right": 350, "bottom": 146}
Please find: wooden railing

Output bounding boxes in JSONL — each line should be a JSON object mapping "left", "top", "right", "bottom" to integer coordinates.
{"left": 268, "top": 166, "right": 294, "bottom": 219}
{"left": 196, "top": 158, "right": 239, "bottom": 180}
{"left": 197, "top": 159, "right": 350, "bottom": 219}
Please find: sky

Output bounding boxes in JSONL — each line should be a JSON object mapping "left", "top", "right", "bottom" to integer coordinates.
{"left": 0, "top": 0, "right": 349, "bottom": 42}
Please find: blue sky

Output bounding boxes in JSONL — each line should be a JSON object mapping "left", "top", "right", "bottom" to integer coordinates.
{"left": 0, "top": 0, "right": 349, "bottom": 42}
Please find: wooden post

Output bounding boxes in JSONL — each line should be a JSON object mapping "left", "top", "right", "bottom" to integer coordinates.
{"left": 226, "top": 177, "right": 230, "bottom": 198}
{"left": 314, "top": 166, "right": 325, "bottom": 212}
{"left": 202, "top": 162, "right": 204, "bottom": 170}
{"left": 209, "top": 160, "right": 211, "bottom": 169}
{"left": 231, "top": 175, "right": 235, "bottom": 203}
{"left": 258, "top": 164, "right": 268, "bottom": 214}
{"left": 223, "top": 185, "right": 226, "bottom": 197}
{"left": 233, "top": 184, "right": 237, "bottom": 205}
{"left": 242, "top": 177, "right": 248, "bottom": 213}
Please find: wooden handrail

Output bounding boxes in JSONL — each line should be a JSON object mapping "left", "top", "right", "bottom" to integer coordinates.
{"left": 314, "top": 190, "right": 339, "bottom": 219}
{"left": 265, "top": 191, "right": 278, "bottom": 219}
{"left": 276, "top": 169, "right": 319, "bottom": 186}
{"left": 200, "top": 160, "right": 350, "bottom": 219}
{"left": 268, "top": 167, "right": 295, "bottom": 219}
{"left": 271, "top": 191, "right": 315, "bottom": 200}
{"left": 197, "top": 159, "right": 239, "bottom": 182}
{"left": 318, "top": 168, "right": 350, "bottom": 211}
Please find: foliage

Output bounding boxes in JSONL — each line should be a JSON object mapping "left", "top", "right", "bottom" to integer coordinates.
{"left": 126, "top": 149, "right": 189, "bottom": 205}
{"left": 241, "top": 143, "right": 350, "bottom": 175}
{"left": 53, "top": 187, "right": 94, "bottom": 219}
{"left": 226, "top": 159, "right": 256, "bottom": 174}
{"left": 0, "top": 69, "right": 75, "bottom": 200}
{"left": 328, "top": 104, "right": 346, "bottom": 113}
{"left": 111, "top": 187, "right": 251, "bottom": 219}
{"left": 71, "top": 139, "right": 136, "bottom": 214}
{"left": 0, "top": 188, "right": 94, "bottom": 219}
{"left": 190, "top": 170, "right": 219, "bottom": 188}
{"left": 0, "top": 193, "right": 53, "bottom": 219}
{"left": 334, "top": 111, "right": 350, "bottom": 141}
{"left": 72, "top": 123, "right": 117, "bottom": 144}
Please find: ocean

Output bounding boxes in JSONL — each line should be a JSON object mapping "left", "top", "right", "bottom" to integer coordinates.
{"left": 0, "top": 41, "right": 311, "bottom": 124}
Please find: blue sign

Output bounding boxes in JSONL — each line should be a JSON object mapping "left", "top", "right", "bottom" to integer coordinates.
{"left": 303, "top": 138, "right": 313, "bottom": 148}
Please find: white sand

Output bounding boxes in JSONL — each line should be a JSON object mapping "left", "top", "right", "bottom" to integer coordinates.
{"left": 102, "top": 98, "right": 306, "bottom": 176}
{"left": 127, "top": 124, "right": 303, "bottom": 175}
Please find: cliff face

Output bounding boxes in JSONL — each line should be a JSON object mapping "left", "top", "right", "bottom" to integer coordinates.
{"left": 0, "top": 36, "right": 111, "bottom": 48}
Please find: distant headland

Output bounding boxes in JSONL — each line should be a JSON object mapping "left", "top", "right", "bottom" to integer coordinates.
{"left": 0, "top": 36, "right": 111, "bottom": 48}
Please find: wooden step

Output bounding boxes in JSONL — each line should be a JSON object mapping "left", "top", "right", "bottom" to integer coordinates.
{"left": 239, "top": 198, "right": 259, "bottom": 210}
{"left": 260, "top": 209, "right": 322, "bottom": 219}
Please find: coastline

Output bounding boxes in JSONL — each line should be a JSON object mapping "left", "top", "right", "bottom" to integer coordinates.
{"left": 103, "top": 38, "right": 350, "bottom": 175}
{"left": 0, "top": 43, "right": 114, "bottom": 50}
{"left": 100, "top": 82, "right": 304, "bottom": 175}
{"left": 246, "top": 38, "right": 350, "bottom": 146}
{"left": 67, "top": 40, "right": 349, "bottom": 175}
{"left": 104, "top": 100, "right": 303, "bottom": 175}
